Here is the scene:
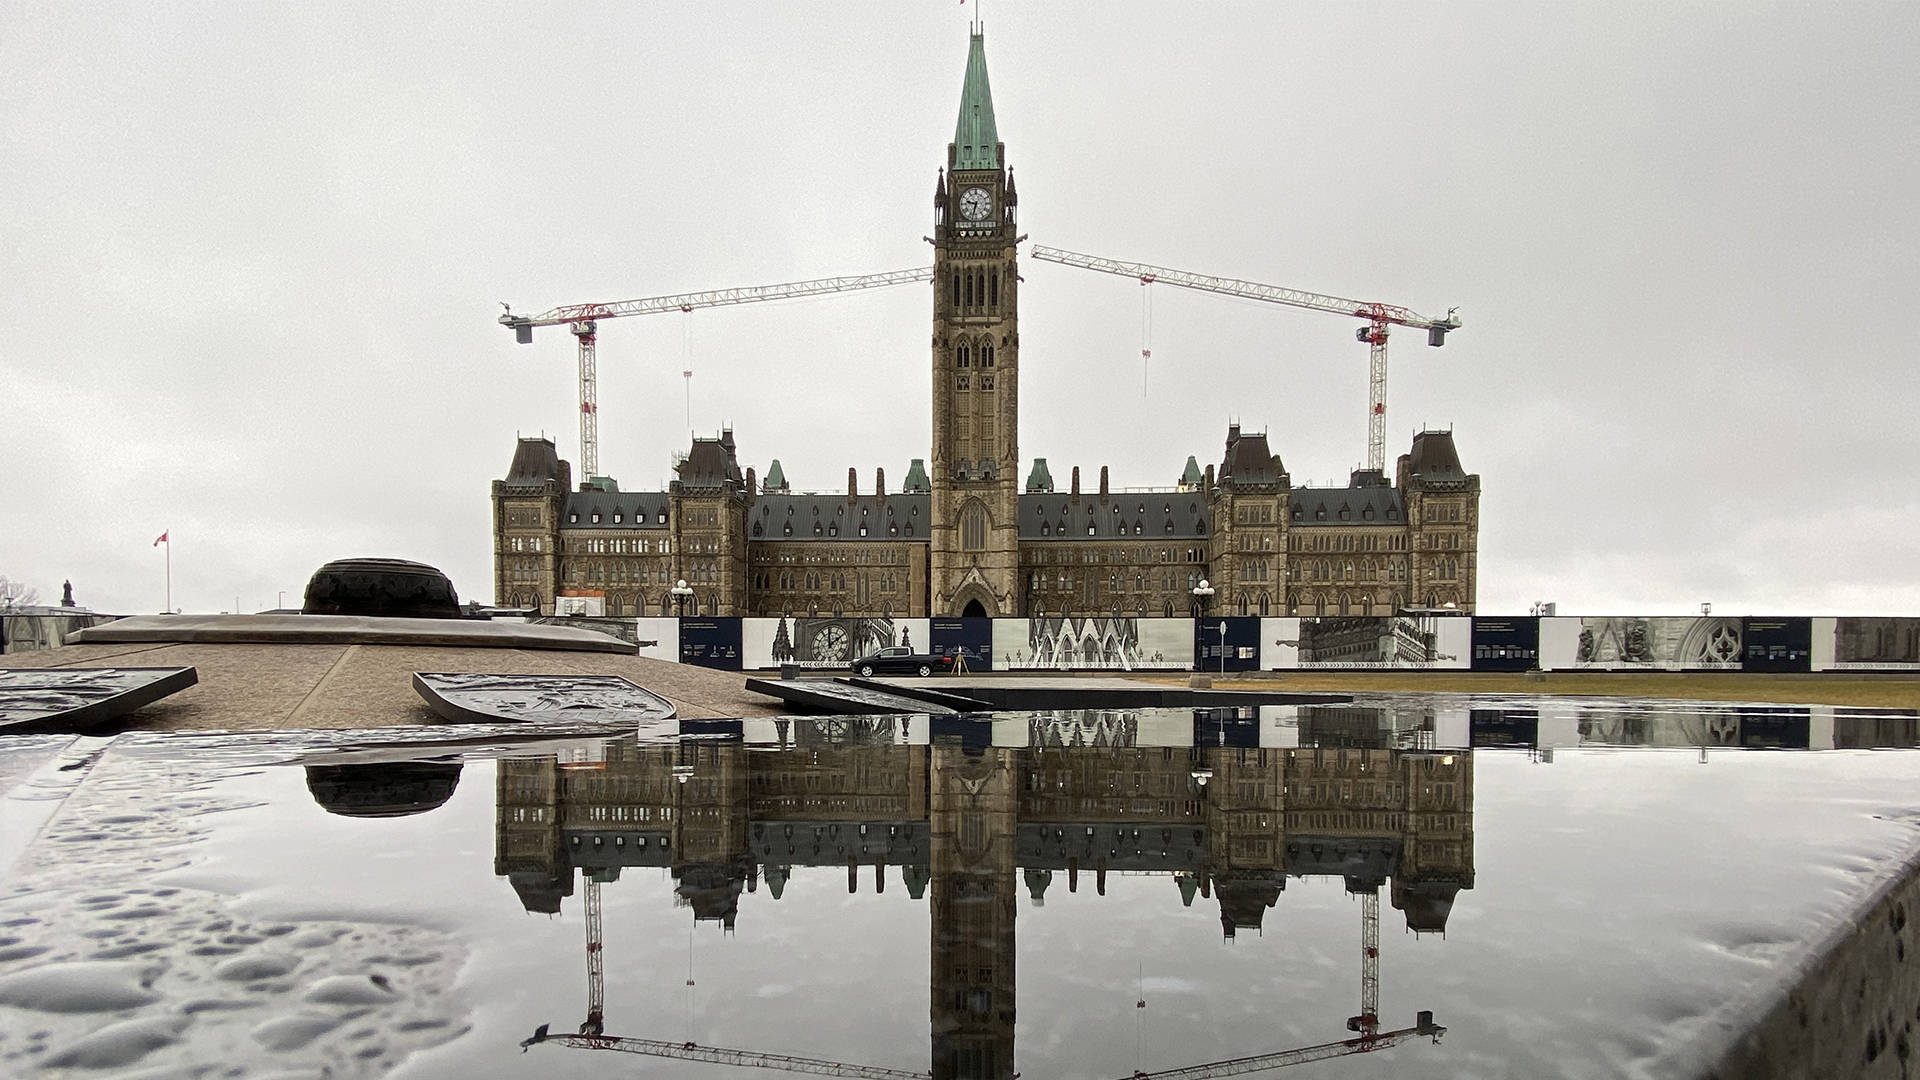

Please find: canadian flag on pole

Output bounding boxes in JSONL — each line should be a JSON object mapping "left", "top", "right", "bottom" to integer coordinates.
{"left": 153, "top": 532, "right": 168, "bottom": 546}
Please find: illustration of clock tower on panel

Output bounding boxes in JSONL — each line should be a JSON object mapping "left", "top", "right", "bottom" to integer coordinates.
{"left": 930, "top": 29, "right": 1021, "bottom": 618}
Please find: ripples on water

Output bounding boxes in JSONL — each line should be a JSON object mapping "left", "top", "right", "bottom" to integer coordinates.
{"left": 0, "top": 696, "right": 1918, "bottom": 1079}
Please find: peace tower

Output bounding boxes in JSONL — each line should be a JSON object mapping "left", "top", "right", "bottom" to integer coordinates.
{"left": 928, "top": 30, "right": 1021, "bottom": 617}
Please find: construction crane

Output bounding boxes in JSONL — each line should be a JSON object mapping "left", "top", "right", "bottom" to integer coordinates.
{"left": 499, "top": 267, "right": 933, "bottom": 481}
{"left": 1027, "top": 246, "right": 1461, "bottom": 473}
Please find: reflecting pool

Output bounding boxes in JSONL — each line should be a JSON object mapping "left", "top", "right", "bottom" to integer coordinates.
{"left": 2, "top": 696, "right": 1919, "bottom": 1078}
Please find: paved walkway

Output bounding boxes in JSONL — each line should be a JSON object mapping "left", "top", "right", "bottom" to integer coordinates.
{"left": 0, "top": 641, "right": 784, "bottom": 731}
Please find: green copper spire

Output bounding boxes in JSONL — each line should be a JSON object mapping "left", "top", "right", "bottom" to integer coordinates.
{"left": 1026, "top": 457, "right": 1054, "bottom": 493}
{"left": 764, "top": 459, "right": 787, "bottom": 492}
{"left": 952, "top": 32, "right": 999, "bottom": 170}
{"left": 1180, "top": 456, "right": 1203, "bottom": 487}
{"left": 903, "top": 458, "right": 931, "bottom": 493}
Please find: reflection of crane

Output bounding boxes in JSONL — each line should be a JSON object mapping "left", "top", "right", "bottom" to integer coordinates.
{"left": 1028, "top": 246, "right": 1461, "bottom": 473}
{"left": 499, "top": 268, "right": 932, "bottom": 481}
{"left": 522, "top": 1015, "right": 1443, "bottom": 1079}
{"left": 527, "top": 864, "right": 1440, "bottom": 1078}
{"left": 1126, "top": 1013, "right": 1443, "bottom": 1079}
{"left": 1348, "top": 889, "right": 1381, "bottom": 1039}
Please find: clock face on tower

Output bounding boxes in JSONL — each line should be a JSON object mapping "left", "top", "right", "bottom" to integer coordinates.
{"left": 959, "top": 186, "right": 993, "bottom": 222}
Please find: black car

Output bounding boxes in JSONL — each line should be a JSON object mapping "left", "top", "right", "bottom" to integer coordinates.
{"left": 852, "top": 647, "right": 955, "bottom": 677}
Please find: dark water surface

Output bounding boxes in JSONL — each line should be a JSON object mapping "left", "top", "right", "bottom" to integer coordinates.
{"left": 3, "top": 695, "right": 1920, "bottom": 1079}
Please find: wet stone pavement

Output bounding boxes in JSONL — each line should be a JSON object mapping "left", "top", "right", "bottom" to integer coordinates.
{"left": 0, "top": 693, "right": 1917, "bottom": 1079}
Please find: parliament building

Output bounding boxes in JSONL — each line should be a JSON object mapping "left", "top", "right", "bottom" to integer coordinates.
{"left": 492, "top": 31, "right": 1479, "bottom": 620}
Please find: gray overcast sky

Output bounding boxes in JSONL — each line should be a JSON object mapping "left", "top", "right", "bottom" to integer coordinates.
{"left": 5, "top": 2, "right": 1918, "bottom": 617}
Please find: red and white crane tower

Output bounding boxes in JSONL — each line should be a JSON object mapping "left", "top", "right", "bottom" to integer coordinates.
{"left": 500, "top": 267, "right": 933, "bottom": 480}
{"left": 1027, "top": 246, "right": 1461, "bottom": 474}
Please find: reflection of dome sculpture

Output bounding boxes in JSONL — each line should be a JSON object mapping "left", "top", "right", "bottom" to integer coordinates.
{"left": 305, "top": 762, "right": 463, "bottom": 818}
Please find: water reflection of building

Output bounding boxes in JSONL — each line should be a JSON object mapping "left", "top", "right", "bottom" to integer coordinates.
{"left": 494, "top": 720, "right": 1474, "bottom": 1077}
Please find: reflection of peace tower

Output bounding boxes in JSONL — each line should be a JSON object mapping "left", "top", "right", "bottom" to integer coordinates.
{"left": 930, "top": 30, "right": 1021, "bottom": 617}
{"left": 928, "top": 741, "right": 1019, "bottom": 1079}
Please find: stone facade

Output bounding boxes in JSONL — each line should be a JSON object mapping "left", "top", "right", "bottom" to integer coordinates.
{"left": 491, "top": 32, "right": 1480, "bottom": 618}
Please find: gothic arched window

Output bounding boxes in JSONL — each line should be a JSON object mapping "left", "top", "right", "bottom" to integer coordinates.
{"left": 958, "top": 343, "right": 971, "bottom": 368}
{"left": 982, "top": 341, "right": 994, "bottom": 367}
{"left": 961, "top": 502, "right": 988, "bottom": 551}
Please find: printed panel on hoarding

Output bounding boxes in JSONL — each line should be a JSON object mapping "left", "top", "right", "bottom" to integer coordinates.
{"left": 741, "top": 616, "right": 928, "bottom": 670}
{"left": 1264, "top": 614, "right": 1470, "bottom": 669}
{"left": 1470, "top": 708, "right": 1539, "bottom": 747}
{"left": 930, "top": 618, "right": 993, "bottom": 673}
{"left": 633, "top": 618, "right": 679, "bottom": 663}
{"left": 1812, "top": 617, "right": 1920, "bottom": 671}
{"left": 554, "top": 593, "right": 605, "bottom": 617}
{"left": 1542, "top": 616, "right": 1744, "bottom": 671}
{"left": 992, "top": 617, "right": 1193, "bottom": 671}
{"left": 1194, "top": 617, "right": 1262, "bottom": 672}
{"left": 1741, "top": 618, "right": 1812, "bottom": 673}
{"left": 678, "top": 618, "right": 742, "bottom": 670}
{"left": 1470, "top": 617, "right": 1540, "bottom": 672}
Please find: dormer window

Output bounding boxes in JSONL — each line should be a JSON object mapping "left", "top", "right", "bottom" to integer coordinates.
{"left": 590, "top": 512, "right": 601, "bottom": 523}
{"left": 783, "top": 522, "right": 793, "bottom": 537}
{"left": 656, "top": 511, "right": 667, "bottom": 524}
{"left": 569, "top": 512, "right": 579, "bottom": 523}
{"left": 859, "top": 525, "right": 868, "bottom": 536}
{"left": 1316, "top": 507, "right": 1327, "bottom": 520}
{"left": 813, "top": 523, "right": 823, "bottom": 536}
{"left": 1041, "top": 522, "right": 1051, "bottom": 536}
{"left": 613, "top": 512, "right": 622, "bottom": 523}
{"left": 1087, "top": 524, "right": 1096, "bottom": 536}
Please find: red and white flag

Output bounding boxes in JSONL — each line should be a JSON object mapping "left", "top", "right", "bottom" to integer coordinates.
{"left": 153, "top": 531, "right": 168, "bottom": 546}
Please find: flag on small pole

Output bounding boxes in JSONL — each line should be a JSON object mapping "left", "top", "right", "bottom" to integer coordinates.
{"left": 154, "top": 531, "right": 171, "bottom": 613}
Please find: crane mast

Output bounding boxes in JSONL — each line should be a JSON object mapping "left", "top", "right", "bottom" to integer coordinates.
{"left": 500, "top": 267, "right": 934, "bottom": 480}
{"left": 1027, "top": 245, "right": 1460, "bottom": 473}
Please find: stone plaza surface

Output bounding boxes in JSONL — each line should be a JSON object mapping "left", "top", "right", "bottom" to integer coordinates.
{"left": 0, "top": 639, "right": 783, "bottom": 731}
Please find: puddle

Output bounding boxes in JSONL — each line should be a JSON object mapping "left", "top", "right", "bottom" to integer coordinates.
{"left": 1, "top": 697, "right": 1918, "bottom": 1078}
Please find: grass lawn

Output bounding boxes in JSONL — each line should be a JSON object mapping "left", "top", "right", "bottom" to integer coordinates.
{"left": 1137, "top": 671, "right": 1920, "bottom": 710}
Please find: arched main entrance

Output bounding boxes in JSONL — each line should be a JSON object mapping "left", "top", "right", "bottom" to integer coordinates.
{"left": 962, "top": 599, "right": 988, "bottom": 619}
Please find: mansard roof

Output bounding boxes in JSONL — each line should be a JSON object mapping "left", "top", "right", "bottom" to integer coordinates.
{"left": 562, "top": 490, "right": 671, "bottom": 529}
{"left": 674, "top": 433, "right": 744, "bottom": 490}
{"left": 501, "top": 437, "right": 569, "bottom": 490}
{"left": 1218, "top": 424, "right": 1285, "bottom": 490}
{"left": 1290, "top": 485, "right": 1404, "bottom": 526}
{"left": 1019, "top": 492, "right": 1209, "bottom": 541}
{"left": 952, "top": 31, "right": 1000, "bottom": 170}
{"left": 750, "top": 493, "right": 931, "bottom": 541}
{"left": 1406, "top": 429, "right": 1466, "bottom": 479}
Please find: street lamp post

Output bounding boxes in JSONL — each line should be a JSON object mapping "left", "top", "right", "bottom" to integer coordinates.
{"left": 671, "top": 578, "right": 693, "bottom": 618}
{"left": 1218, "top": 620, "right": 1228, "bottom": 674}
{"left": 1190, "top": 578, "right": 1217, "bottom": 671}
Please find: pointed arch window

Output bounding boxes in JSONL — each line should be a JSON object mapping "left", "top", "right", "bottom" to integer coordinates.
{"left": 957, "top": 343, "right": 971, "bottom": 368}
{"left": 961, "top": 502, "right": 988, "bottom": 551}
{"left": 982, "top": 341, "right": 994, "bottom": 367}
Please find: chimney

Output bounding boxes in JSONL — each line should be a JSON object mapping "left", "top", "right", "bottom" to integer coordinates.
{"left": 746, "top": 467, "right": 757, "bottom": 498}
{"left": 1204, "top": 464, "right": 1216, "bottom": 491}
{"left": 847, "top": 468, "right": 858, "bottom": 499}
{"left": 1070, "top": 466, "right": 1081, "bottom": 499}
{"left": 1099, "top": 466, "right": 1110, "bottom": 497}
{"left": 875, "top": 467, "right": 886, "bottom": 498}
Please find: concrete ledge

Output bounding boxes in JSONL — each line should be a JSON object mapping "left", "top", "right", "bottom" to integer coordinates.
{"left": 1706, "top": 844, "right": 1920, "bottom": 1079}
{"left": 69, "top": 613, "right": 635, "bottom": 654}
